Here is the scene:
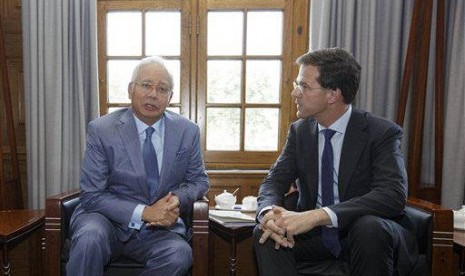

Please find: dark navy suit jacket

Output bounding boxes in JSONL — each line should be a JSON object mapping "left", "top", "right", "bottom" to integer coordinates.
{"left": 257, "top": 108, "right": 408, "bottom": 231}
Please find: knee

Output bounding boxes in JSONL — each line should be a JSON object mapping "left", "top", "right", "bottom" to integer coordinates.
{"left": 171, "top": 242, "right": 192, "bottom": 269}
{"left": 146, "top": 240, "right": 192, "bottom": 273}
{"left": 348, "top": 215, "right": 395, "bottom": 253}
{"left": 72, "top": 222, "right": 112, "bottom": 249}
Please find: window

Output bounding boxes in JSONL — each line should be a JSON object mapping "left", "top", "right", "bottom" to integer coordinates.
{"left": 98, "top": 1, "right": 190, "bottom": 115}
{"left": 98, "top": 0, "right": 309, "bottom": 169}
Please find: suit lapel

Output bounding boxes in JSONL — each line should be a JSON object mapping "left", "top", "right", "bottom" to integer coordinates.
{"left": 118, "top": 108, "right": 149, "bottom": 196}
{"left": 154, "top": 112, "right": 179, "bottom": 198}
{"left": 338, "top": 110, "right": 367, "bottom": 200}
{"left": 307, "top": 120, "right": 319, "bottom": 207}
{"left": 300, "top": 119, "right": 319, "bottom": 209}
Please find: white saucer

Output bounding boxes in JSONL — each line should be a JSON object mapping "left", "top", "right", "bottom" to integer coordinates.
{"left": 215, "top": 204, "right": 256, "bottom": 212}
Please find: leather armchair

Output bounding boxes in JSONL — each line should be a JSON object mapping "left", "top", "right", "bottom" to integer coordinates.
{"left": 283, "top": 192, "right": 454, "bottom": 276}
{"left": 43, "top": 189, "right": 209, "bottom": 276}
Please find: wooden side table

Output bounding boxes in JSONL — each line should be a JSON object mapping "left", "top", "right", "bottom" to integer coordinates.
{"left": 0, "top": 210, "right": 45, "bottom": 276}
{"left": 455, "top": 229, "right": 465, "bottom": 275}
{"left": 209, "top": 215, "right": 257, "bottom": 276}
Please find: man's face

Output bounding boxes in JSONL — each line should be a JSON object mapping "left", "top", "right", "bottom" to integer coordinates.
{"left": 128, "top": 63, "right": 172, "bottom": 125}
{"left": 291, "top": 65, "right": 332, "bottom": 120}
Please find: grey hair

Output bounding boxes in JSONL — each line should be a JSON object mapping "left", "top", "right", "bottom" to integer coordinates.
{"left": 130, "top": 56, "right": 174, "bottom": 90}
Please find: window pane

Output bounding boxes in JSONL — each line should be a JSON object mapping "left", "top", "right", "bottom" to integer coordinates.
{"left": 207, "top": 60, "right": 241, "bottom": 103}
{"left": 164, "top": 59, "right": 180, "bottom": 104}
{"left": 246, "top": 11, "right": 283, "bottom": 55}
{"left": 108, "top": 60, "right": 139, "bottom": 103}
{"left": 208, "top": 12, "right": 243, "bottom": 56}
{"left": 245, "top": 108, "right": 279, "bottom": 151}
{"left": 109, "top": 107, "right": 125, "bottom": 113}
{"left": 107, "top": 12, "right": 142, "bottom": 56}
{"left": 146, "top": 12, "right": 181, "bottom": 56}
{"left": 246, "top": 60, "right": 281, "bottom": 104}
{"left": 207, "top": 108, "right": 240, "bottom": 150}
{"left": 167, "top": 107, "right": 180, "bottom": 114}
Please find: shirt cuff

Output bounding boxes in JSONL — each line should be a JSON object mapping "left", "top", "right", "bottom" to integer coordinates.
{"left": 128, "top": 204, "right": 146, "bottom": 230}
{"left": 257, "top": 206, "right": 273, "bottom": 222}
{"left": 322, "top": 207, "right": 338, "bottom": 228}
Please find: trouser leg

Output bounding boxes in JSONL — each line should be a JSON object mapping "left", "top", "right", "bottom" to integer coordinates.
{"left": 124, "top": 229, "right": 192, "bottom": 276}
{"left": 253, "top": 225, "right": 298, "bottom": 276}
{"left": 66, "top": 212, "right": 119, "bottom": 276}
{"left": 348, "top": 215, "right": 418, "bottom": 276}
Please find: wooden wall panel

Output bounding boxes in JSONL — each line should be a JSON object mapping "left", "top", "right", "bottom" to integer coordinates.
{"left": 0, "top": 0, "right": 27, "bottom": 208}
{"left": 206, "top": 170, "right": 268, "bottom": 206}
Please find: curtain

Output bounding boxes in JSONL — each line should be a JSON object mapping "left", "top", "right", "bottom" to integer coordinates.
{"left": 309, "top": 0, "right": 465, "bottom": 208}
{"left": 22, "top": 0, "right": 98, "bottom": 208}
{"left": 309, "top": 0, "right": 414, "bottom": 122}
{"left": 442, "top": 0, "right": 465, "bottom": 208}
{"left": 308, "top": 0, "right": 414, "bottom": 169}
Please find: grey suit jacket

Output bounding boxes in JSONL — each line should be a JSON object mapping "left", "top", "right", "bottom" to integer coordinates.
{"left": 71, "top": 108, "right": 209, "bottom": 241}
{"left": 257, "top": 108, "right": 407, "bottom": 231}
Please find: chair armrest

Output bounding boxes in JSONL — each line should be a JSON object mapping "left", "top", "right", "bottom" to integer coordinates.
{"left": 407, "top": 197, "right": 454, "bottom": 276}
{"left": 44, "top": 188, "right": 80, "bottom": 276}
{"left": 192, "top": 197, "right": 209, "bottom": 276}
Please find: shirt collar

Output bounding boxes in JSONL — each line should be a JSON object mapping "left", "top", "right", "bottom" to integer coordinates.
{"left": 318, "top": 105, "right": 352, "bottom": 134}
{"left": 134, "top": 114, "right": 164, "bottom": 136}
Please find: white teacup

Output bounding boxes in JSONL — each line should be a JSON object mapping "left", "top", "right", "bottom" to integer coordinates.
{"left": 242, "top": 196, "right": 258, "bottom": 210}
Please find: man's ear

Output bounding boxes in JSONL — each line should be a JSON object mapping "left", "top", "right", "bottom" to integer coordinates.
{"left": 328, "top": 88, "right": 341, "bottom": 104}
{"left": 128, "top": 83, "right": 133, "bottom": 100}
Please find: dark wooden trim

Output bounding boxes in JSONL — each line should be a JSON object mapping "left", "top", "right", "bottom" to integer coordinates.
{"left": 397, "top": 0, "right": 445, "bottom": 204}
{"left": 192, "top": 198, "right": 209, "bottom": 276}
{"left": 0, "top": 13, "right": 22, "bottom": 210}
{"left": 434, "top": 0, "right": 445, "bottom": 200}
{"left": 44, "top": 189, "right": 80, "bottom": 276}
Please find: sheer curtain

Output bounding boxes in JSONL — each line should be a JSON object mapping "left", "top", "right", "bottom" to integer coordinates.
{"left": 442, "top": 0, "right": 465, "bottom": 208}
{"left": 22, "top": 0, "right": 99, "bottom": 208}
{"left": 309, "top": 0, "right": 465, "bottom": 208}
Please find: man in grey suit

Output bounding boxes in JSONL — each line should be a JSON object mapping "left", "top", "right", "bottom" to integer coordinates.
{"left": 254, "top": 48, "right": 419, "bottom": 275}
{"left": 66, "top": 56, "right": 209, "bottom": 276}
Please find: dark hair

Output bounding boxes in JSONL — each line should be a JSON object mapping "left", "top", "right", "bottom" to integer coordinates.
{"left": 296, "top": 48, "right": 361, "bottom": 104}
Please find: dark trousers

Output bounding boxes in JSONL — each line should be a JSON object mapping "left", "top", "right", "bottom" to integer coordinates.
{"left": 253, "top": 215, "right": 421, "bottom": 276}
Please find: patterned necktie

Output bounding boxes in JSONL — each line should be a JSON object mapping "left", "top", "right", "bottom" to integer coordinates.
{"left": 143, "top": 127, "right": 159, "bottom": 197}
{"left": 321, "top": 129, "right": 341, "bottom": 257}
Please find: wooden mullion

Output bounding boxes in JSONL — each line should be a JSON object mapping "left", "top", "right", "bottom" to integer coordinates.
{"left": 407, "top": 0, "right": 434, "bottom": 200}
{"left": 434, "top": 0, "right": 445, "bottom": 199}
{"left": 396, "top": 0, "right": 422, "bottom": 126}
{"left": 240, "top": 9, "right": 247, "bottom": 152}
{"left": 97, "top": 2, "right": 108, "bottom": 115}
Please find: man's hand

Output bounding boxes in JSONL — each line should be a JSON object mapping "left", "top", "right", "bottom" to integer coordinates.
{"left": 142, "top": 192, "right": 180, "bottom": 227}
{"left": 258, "top": 206, "right": 292, "bottom": 249}
{"left": 272, "top": 206, "right": 331, "bottom": 246}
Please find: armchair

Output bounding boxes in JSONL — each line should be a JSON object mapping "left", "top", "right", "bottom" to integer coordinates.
{"left": 43, "top": 189, "right": 209, "bottom": 276}
{"left": 283, "top": 192, "right": 454, "bottom": 276}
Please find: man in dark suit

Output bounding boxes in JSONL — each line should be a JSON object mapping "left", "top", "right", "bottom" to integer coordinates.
{"left": 254, "top": 48, "right": 419, "bottom": 275}
{"left": 66, "top": 56, "right": 209, "bottom": 276}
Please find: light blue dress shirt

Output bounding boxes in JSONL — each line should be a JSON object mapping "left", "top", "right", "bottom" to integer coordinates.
{"left": 318, "top": 105, "right": 352, "bottom": 228}
{"left": 128, "top": 115, "right": 164, "bottom": 230}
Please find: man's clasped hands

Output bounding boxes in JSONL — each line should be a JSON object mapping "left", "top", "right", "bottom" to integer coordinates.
{"left": 142, "top": 192, "right": 181, "bottom": 228}
{"left": 258, "top": 206, "right": 332, "bottom": 249}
